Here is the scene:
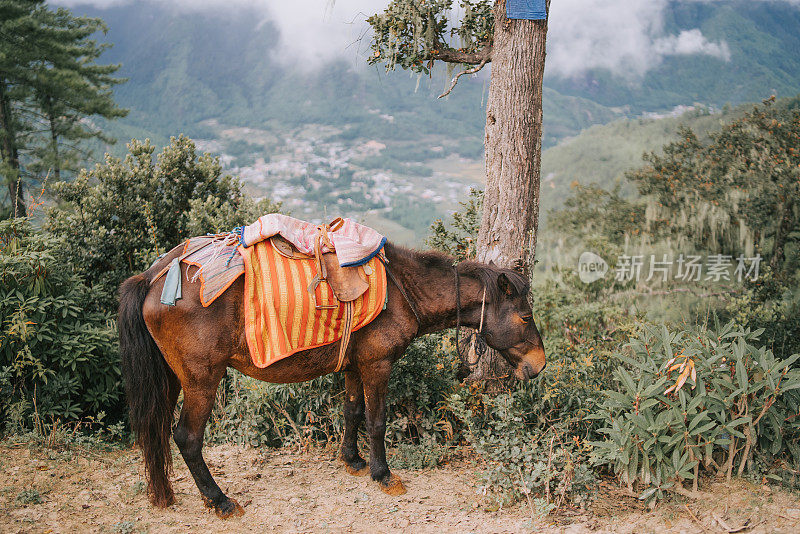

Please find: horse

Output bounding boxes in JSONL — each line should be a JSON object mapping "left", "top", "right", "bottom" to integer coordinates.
{"left": 118, "top": 241, "right": 546, "bottom": 518}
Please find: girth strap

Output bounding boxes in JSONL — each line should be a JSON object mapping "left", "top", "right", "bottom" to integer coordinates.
{"left": 334, "top": 301, "right": 354, "bottom": 372}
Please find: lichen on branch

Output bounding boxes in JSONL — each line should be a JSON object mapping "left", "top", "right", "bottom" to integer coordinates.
{"left": 367, "top": 0, "right": 494, "bottom": 74}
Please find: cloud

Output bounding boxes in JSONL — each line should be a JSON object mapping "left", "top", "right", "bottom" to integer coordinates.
{"left": 57, "top": 0, "right": 796, "bottom": 77}
{"left": 55, "top": 0, "right": 383, "bottom": 67}
{"left": 254, "top": 1, "right": 383, "bottom": 66}
{"left": 546, "top": 0, "right": 731, "bottom": 79}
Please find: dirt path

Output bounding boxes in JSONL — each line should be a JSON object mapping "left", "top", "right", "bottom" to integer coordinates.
{"left": 2, "top": 441, "right": 799, "bottom": 533}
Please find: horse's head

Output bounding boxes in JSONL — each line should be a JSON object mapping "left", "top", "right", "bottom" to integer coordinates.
{"left": 477, "top": 268, "right": 546, "bottom": 380}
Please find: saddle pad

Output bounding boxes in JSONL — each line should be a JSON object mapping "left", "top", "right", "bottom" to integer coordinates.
{"left": 182, "top": 236, "right": 245, "bottom": 307}
{"left": 240, "top": 238, "right": 387, "bottom": 368}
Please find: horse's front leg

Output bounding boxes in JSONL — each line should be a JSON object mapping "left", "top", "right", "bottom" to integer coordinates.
{"left": 362, "top": 359, "right": 407, "bottom": 496}
{"left": 340, "top": 370, "right": 369, "bottom": 476}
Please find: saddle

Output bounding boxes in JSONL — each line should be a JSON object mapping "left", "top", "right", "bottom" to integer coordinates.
{"left": 270, "top": 218, "right": 372, "bottom": 372}
{"left": 271, "top": 218, "right": 370, "bottom": 304}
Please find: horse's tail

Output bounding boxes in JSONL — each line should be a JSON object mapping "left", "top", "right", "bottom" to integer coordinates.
{"left": 119, "top": 273, "right": 178, "bottom": 507}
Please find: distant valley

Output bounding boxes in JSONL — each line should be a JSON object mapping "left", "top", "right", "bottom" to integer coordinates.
{"left": 70, "top": 1, "right": 800, "bottom": 244}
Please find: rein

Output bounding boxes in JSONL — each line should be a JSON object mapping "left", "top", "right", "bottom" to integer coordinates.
{"left": 454, "top": 266, "right": 487, "bottom": 365}
{"left": 383, "top": 262, "right": 423, "bottom": 336}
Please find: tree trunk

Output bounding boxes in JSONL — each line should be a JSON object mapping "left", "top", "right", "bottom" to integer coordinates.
{"left": 467, "top": 0, "right": 549, "bottom": 383}
{"left": 46, "top": 96, "right": 61, "bottom": 182}
{"left": 0, "top": 78, "right": 25, "bottom": 217}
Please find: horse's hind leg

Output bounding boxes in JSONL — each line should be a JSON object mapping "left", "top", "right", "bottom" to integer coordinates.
{"left": 173, "top": 382, "right": 244, "bottom": 519}
{"left": 340, "top": 370, "right": 368, "bottom": 476}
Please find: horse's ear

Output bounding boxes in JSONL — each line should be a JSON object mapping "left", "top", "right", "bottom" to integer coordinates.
{"left": 498, "top": 273, "right": 515, "bottom": 296}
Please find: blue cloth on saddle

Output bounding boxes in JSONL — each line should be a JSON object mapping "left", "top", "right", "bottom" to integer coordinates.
{"left": 506, "top": 0, "right": 546, "bottom": 20}
{"left": 160, "top": 258, "right": 182, "bottom": 306}
{"left": 158, "top": 236, "right": 245, "bottom": 308}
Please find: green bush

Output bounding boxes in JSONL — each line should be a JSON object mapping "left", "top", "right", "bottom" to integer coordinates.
{"left": 386, "top": 334, "right": 459, "bottom": 446}
{"left": 47, "top": 135, "right": 279, "bottom": 313}
{"left": 448, "top": 391, "right": 591, "bottom": 509}
{"left": 0, "top": 219, "right": 120, "bottom": 426}
{"left": 389, "top": 437, "right": 447, "bottom": 470}
{"left": 590, "top": 321, "right": 800, "bottom": 502}
{"left": 207, "top": 371, "right": 344, "bottom": 448}
{"left": 1, "top": 136, "right": 281, "bottom": 435}
{"left": 722, "top": 269, "right": 800, "bottom": 361}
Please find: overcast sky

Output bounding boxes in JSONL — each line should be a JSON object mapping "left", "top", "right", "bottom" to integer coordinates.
{"left": 53, "top": 0, "right": 799, "bottom": 78}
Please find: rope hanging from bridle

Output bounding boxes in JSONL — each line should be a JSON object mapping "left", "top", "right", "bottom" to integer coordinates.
{"left": 382, "top": 259, "right": 423, "bottom": 337}
{"left": 454, "top": 265, "right": 487, "bottom": 369}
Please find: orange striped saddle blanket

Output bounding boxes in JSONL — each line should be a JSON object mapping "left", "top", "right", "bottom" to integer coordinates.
{"left": 240, "top": 238, "right": 387, "bottom": 368}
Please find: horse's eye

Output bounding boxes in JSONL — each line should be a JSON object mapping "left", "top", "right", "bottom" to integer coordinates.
{"left": 520, "top": 315, "right": 532, "bottom": 324}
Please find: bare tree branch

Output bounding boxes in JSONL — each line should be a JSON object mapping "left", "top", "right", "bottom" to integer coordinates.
{"left": 438, "top": 57, "right": 489, "bottom": 98}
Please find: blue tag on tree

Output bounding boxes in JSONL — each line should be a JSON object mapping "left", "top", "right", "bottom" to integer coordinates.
{"left": 506, "top": 0, "right": 547, "bottom": 20}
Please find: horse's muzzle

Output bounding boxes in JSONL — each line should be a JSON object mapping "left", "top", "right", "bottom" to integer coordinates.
{"left": 515, "top": 361, "right": 545, "bottom": 380}
{"left": 514, "top": 345, "right": 546, "bottom": 380}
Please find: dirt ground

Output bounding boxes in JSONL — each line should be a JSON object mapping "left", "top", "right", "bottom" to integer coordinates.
{"left": 2, "top": 441, "right": 799, "bottom": 534}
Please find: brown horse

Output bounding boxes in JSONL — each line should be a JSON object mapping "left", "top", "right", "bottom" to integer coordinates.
{"left": 118, "top": 241, "right": 546, "bottom": 518}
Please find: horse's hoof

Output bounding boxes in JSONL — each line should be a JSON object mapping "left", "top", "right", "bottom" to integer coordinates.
{"left": 341, "top": 457, "right": 369, "bottom": 476}
{"left": 214, "top": 498, "right": 245, "bottom": 519}
{"left": 379, "top": 476, "right": 407, "bottom": 496}
{"left": 346, "top": 463, "right": 370, "bottom": 476}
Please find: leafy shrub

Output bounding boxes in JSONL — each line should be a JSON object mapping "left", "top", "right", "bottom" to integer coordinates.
{"left": 206, "top": 372, "right": 344, "bottom": 449}
{"left": 386, "top": 334, "right": 459, "bottom": 445}
{"left": 2, "top": 136, "right": 281, "bottom": 434}
{"left": 47, "top": 135, "right": 280, "bottom": 312}
{"left": 722, "top": 269, "right": 800, "bottom": 361}
{"left": 449, "top": 390, "right": 597, "bottom": 510}
{"left": 389, "top": 437, "right": 447, "bottom": 469}
{"left": 0, "top": 219, "right": 121, "bottom": 426}
{"left": 590, "top": 321, "right": 800, "bottom": 502}
{"left": 427, "top": 188, "right": 482, "bottom": 261}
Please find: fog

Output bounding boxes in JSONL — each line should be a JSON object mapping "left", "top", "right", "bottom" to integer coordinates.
{"left": 54, "top": 0, "right": 800, "bottom": 77}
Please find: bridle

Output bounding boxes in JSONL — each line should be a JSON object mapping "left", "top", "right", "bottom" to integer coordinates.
{"left": 383, "top": 261, "right": 487, "bottom": 366}
{"left": 454, "top": 265, "right": 487, "bottom": 365}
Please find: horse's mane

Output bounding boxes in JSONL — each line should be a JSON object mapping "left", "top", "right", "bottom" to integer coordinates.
{"left": 384, "top": 242, "right": 530, "bottom": 303}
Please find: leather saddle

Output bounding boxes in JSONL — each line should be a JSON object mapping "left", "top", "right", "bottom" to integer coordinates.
{"left": 269, "top": 219, "right": 369, "bottom": 306}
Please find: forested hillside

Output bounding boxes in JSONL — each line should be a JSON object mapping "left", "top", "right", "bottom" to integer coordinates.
{"left": 540, "top": 104, "right": 749, "bottom": 213}
{"left": 87, "top": 4, "right": 622, "bottom": 149}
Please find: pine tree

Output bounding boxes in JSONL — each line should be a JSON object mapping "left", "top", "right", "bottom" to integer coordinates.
{"left": 0, "top": 0, "right": 40, "bottom": 217}
{"left": 368, "top": 0, "right": 550, "bottom": 382}
{"left": 0, "top": 0, "right": 126, "bottom": 217}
